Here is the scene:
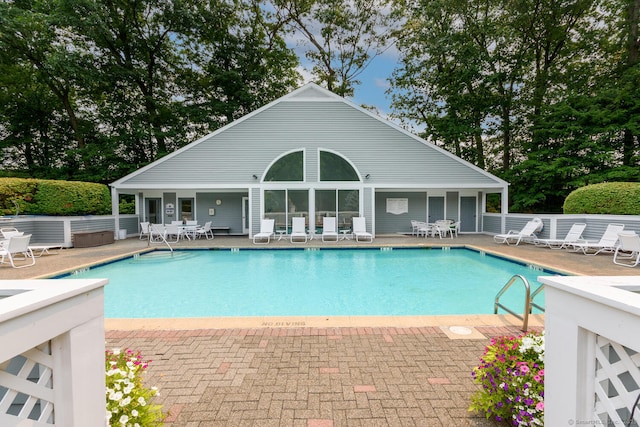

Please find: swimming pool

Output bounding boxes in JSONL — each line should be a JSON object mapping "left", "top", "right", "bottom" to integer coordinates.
{"left": 65, "top": 248, "right": 553, "bottom": 318}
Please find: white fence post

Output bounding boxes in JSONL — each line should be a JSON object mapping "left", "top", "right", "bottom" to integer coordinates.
{"left": 540, "top": 276, "right": 640, "bottom": 426}
{"left": 0, "top": 279, "right": 107, "bottom": 427}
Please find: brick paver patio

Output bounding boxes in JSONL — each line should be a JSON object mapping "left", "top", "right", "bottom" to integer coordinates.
{"left": 105, "top": 326, "right": 518, "bottom": 426}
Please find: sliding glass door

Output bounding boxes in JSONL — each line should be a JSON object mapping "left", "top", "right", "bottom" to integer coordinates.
{"left": 315, "top": 189, "right": 359, "bottom": 231}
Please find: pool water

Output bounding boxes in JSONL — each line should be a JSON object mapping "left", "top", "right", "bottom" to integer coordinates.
{"left": 67, "top": 248, "right": 552, "bottom": 318}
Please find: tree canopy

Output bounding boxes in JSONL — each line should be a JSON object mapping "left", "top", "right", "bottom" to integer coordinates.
{"left": 1, "top": 0, "right": 638, "bottom": 212}
{"left": 391, "top": 0, "right": 640, "bottom": 212}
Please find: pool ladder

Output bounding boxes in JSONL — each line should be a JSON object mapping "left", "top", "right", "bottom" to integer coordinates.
{"left": 494, "top": 275, "right": 545, "bottom": 331}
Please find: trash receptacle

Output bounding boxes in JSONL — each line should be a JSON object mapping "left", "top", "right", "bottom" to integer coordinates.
{"left": 118, "top": 229, "right": 127, "bottom": 240}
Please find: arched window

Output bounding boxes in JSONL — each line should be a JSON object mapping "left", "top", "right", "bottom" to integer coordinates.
{"left": 320, "top": 151, "right": 359, "bottom": 181}
{"left": 264, "top": 151, "right": 304, "bottom": 181}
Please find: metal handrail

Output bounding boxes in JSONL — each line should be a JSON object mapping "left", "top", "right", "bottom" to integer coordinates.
{"left": 529, "top": 284, "right": 545, "bottom": 314}
{"left": 494, "top": 274, "right": 538, "bottom": 331}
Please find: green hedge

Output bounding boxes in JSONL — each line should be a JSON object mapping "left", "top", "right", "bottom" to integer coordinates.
{"left": 0, "top": 178, "right": 111, "bottom": 216}
{"left": 563, "top": 182, "right": 640, "bottom": 215}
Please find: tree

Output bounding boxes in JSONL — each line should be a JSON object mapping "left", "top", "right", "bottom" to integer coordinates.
{"left": 268, "top": 0, "right": 399, "bottom": 97}
{"left": 0, "top": 0, "right": 98, "bottom": 175}
{"left": 0, "top": 0, "right": 300, "bottom": 181}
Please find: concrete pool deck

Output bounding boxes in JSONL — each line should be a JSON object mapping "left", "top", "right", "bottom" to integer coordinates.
{"left": 3, "top": 234, "right": 639, "bottom": 425}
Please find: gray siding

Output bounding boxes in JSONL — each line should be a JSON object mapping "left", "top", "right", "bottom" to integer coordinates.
{"left": 482, "top": 215, "right": 502, "bottom": 234}
{"left": 120, "top": 101, "right": 502, "bottom": 188}
{"left": 119, "top": 216, "right": 139, "bottom": 236}
{"left": 0, "top": 220, "right": 64, "bottom": 244}
{"left": 375, "top": 192, "right": 426, "bottom": 234}
{"left": 196, "top": 192, "right": 247, "bottom": 234}
{"left": 483, "top": 214, "right": 640, "bottom": 241}
{"left": 70, "top": 217, "right": 115, "bottom": 232}
{"left": 446, "top": 192, "right": 459, "bottom": 221}
{"left": 163, "top": 193, "right": 177, "bottom": 223}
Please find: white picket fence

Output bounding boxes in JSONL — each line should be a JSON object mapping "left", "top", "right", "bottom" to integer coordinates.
{"left": 0, "top": 279, "right": 107, "bottom": 426}
{"left": 541, "top": 275, "right": 640, "bottom": 426}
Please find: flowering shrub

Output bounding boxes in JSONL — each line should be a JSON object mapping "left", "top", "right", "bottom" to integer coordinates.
{"left": 469, "top": 331, "right": 545, "bottom": 426}
{"left": 105, "top": 349, "right": 165, "bottom": 427}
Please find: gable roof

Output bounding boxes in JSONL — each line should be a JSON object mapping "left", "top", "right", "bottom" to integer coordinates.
{"left": 111, "top": 83, "right": 507, "bottom": 190}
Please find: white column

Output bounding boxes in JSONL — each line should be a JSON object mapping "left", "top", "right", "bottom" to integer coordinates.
{"left": 111, "top": 187, "right": 120, "bottom": 239}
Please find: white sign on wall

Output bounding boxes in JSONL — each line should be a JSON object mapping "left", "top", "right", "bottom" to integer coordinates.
{"left": 386, "top": 198, "right": 408, "bottom": 215}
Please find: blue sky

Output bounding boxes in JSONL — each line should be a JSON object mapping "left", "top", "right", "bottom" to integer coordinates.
{"left": 296, "top": 52, "right": 400, "bottom": 120}
{"left": 349, "top": 54, "right": 396, "bottom": 115}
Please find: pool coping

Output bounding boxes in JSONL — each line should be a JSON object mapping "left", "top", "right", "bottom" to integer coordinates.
{"left": 104, "top": 313, "right": 544, "bottom": 331}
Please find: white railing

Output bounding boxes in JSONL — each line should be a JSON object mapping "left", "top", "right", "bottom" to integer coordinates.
{"left": 540, "top": 275, "right": 640, "bottom": 427}
{"left": 0, "top": 279, "right": 107, "bottom": 426}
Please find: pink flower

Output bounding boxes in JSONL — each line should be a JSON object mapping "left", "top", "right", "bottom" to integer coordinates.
{"left": 538, "top": 369, "right": 544, "bottom": 376}
{"left": 536, "top": 401, "right": 544, "bottom": 411}
{"left": 533, "top": 375, "right": 541, "bottom": 382}
{"left": 519, "top": 365, "right": 530, "bottom": 374}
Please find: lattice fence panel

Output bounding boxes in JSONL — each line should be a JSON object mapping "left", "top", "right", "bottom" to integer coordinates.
{"left": 0, "top": 342, "right": 54, "bottom": 426}
{"left": 594, "top": 335, "right": 640, "bottom": 427}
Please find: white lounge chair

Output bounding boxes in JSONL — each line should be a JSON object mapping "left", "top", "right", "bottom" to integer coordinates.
{"left": 569, "top": 223, "right": 625, "bottom": 255}
{"left": 0, "top": 228, "right": 24, "bottom": 248}
{"left": 613, "top": 231, "right": 640, "bottom": 267}
{"left": 493, "top": 218, "right": 543, "bottom": 246}
{"left": 0, "top": 234, "right": 35, "bottom": 268}
{"left": 352, "top": 217, "right": 373, "bottom": 242}
{"left": 28, "top": 243, "right": 63, "bottom": 257}
{"left": 195, "top": 221, "right": 214, "bottom": 240}
{"left": 290, "top": 217, "right": 308, "bottom": 243}
{"left": 321, "top": 217, "right": 339, "bottom": 242}
{"left": 534, "top": 223, "right": 586, "bottom": 249}
{"left": 253, "top": 219, "right": 275, "bottom": 244}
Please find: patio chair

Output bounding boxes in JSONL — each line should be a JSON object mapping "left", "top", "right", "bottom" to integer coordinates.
{"left": 568, "top": 223, "right": 625, "bottom": 255}
{"left": 321, "top": 217, "right": 339, "bottom": 242}
{"left": 493, "top": 218, "right": 543, "bottom": 246}
{"left": 290, "top": 217, "right": 308, "bottom": 243}
{"left": 0, "top": 234, "right": 35, "bottom": 268}
{"left": 352, "top": 217, "right": 373, "bottom": 243}
{"left": 164, "top": 223, "right": 181, "bottom": 243}
{"left": 410, "top": 220, "right": 419, "bottom": 236}
{"left": 415, "top": 221, "right": 431, "bottom": 238}
{"left": 450, "top": 221, "right": 461, "bottom": 238}
{"left": 433, "top": 220, "right": 453, "bottom": 239}
{"left": 534, "top": 223, "right": 586, "bottom": 249}
{"left": 139, "top": 222, "right": 151, "bottom": 240}
{"left": 613, "top": 231, "right": 640, "bottom": 268}
{"left": 182, "top": 220, "right": 198, "bottom": 239}
{"left": 149, "top": 224, "right": 167, "bottom": 243}
{"left": 253, "top": 219, "right": 275, "bottom": 244}
{"left": 195, "top": 221, "right": 214, "bottom": 240}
